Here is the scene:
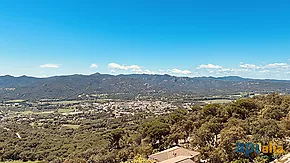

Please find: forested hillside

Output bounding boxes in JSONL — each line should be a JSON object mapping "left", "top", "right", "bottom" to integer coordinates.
{"left": 1, "top": 74, "right": 290, "bottom": 100}
{"left": 1, "top": 93, "right": 290, "bottom": 163}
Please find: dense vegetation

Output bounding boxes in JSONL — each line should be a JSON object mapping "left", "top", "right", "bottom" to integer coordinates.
{"left": 1, "top": 73, "right": 290, "bottom": 100}
{"left": 1, "top": 93, "right": 290, "bottom": 162}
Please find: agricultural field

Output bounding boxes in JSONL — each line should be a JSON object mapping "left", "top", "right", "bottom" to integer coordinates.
{"left": 5, "top": 100, "right": 26, "bottom": 103}
{"left": 58, "top": 108, "right": 74, "bottom": 114}
{"left": 62, "top": 124, "right": 80, "bottom": 129}
{"left": 20, "top": 111, "right": 54, "bottom": 115}
{"left": 200, "top": 99, "right": 233, "bottom": 104}
{"left": 49, "top": 100, "right": 82, "bottom": 105}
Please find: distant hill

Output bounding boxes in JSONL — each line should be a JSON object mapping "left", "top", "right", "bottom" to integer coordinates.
{"left": 1, "top": 73, "right": 290, "bottom": 100}
{"left": 215, "top": 76, "right": 251, "bottom": 81}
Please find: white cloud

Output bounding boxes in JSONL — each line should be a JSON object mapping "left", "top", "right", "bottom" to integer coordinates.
{"left": 260, "top": 70, "right": 270, "bottom": 73}
{"left": 40, "top": 64, "right": 60, "bottom": 68}
{"left": 265, "top": 63, "right": 289, "bottom": 68}
{"left": 104, "top": 61, "right": 290, "bottom": 79}
{"left": 108, "top": 63, "right": 141, "bottom": 70}
{"left": 240, "top": 63, "right": 260, "bottom": 69}
{"left": 133, "top": 69, "right": 156, "bottom": 74}
{"left": 238, "top": 63, "right": 289, "bottom": 73}
{"left": 218, "top": 68, "right": 234, "bottom": 72}
{"left": 197, "top": 64, "right": 222, "bottom": 69}
{"left": 171, "top": 68, "right": 191, "bottom": 74}
{"left": 235, "top": 68, "right": 251, "bottom": 72}
{"left": 90, "top": 64, "right": 98, "bottom": 68}
{"left": 143, "top": 70, "right": 156, "bottom": 74}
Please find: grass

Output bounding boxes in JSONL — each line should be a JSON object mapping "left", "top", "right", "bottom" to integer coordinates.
{"left": 30, "top": 122, "right": 44, "bottom": 127}
{"left": 201, "top": 99, "right": 233, "bottom": 104}
{"left": 6, "top": 100, "right": 26, "bottom": 103}
{"left": 62, "top": 124, "right": 80, "bottom": 129}
{"left": 37, "top": 111, "right": 54, "bottom": 114}
{"left": 50, "top": 100, "right": 82, "bottom": 105}
{"left": 58, "top": 108, "right": 74, "bottom": 114}
{"left": 20, "top": 111, "right": 34, "bottom": 115}
{"left": 20, "top": 109, "right": 76, "bottom": 115}
{"left": 96, "top": 99, "right": 106, "bottom": 104}
{"left": 20, "top": 111, "right": 54, "bottom": 115}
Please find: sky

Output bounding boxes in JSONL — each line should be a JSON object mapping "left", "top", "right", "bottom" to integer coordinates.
{"left": 0, "top": 0, "right": 289, "bottom": 79}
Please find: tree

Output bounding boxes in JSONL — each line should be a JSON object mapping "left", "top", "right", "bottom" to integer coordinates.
{"left": 220, "top": 126, "right": 247, "bottom": 162}
{"left": 168, "top": 108, "right": 187, "bottom": 125}
{"left": 226, "top": 99, "right": 259, "bottom": 120}
{"left": 123, "top": 155, "right": 156, "bottom": 163}
{"left": 141, "top": 120, "right": 170, "bottom": 149}
{"left": 192, "top": 121, "right": 222, "bottom": 149}
{"left": 106, "top": 129, "right": 125, "bottom": 149}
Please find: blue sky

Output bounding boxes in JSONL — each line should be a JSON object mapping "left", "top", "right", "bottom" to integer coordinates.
{"left": 0, "top": 0, "right": 289, "bottom": 79}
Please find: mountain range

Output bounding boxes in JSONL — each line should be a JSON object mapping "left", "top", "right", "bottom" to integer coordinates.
{"left": 1, "top": 73, "right": 290, "bottom": 100}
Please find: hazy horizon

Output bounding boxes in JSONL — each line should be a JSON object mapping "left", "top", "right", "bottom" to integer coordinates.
{"left": 1, "top": 72, "right": 290, "bottom": 81}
